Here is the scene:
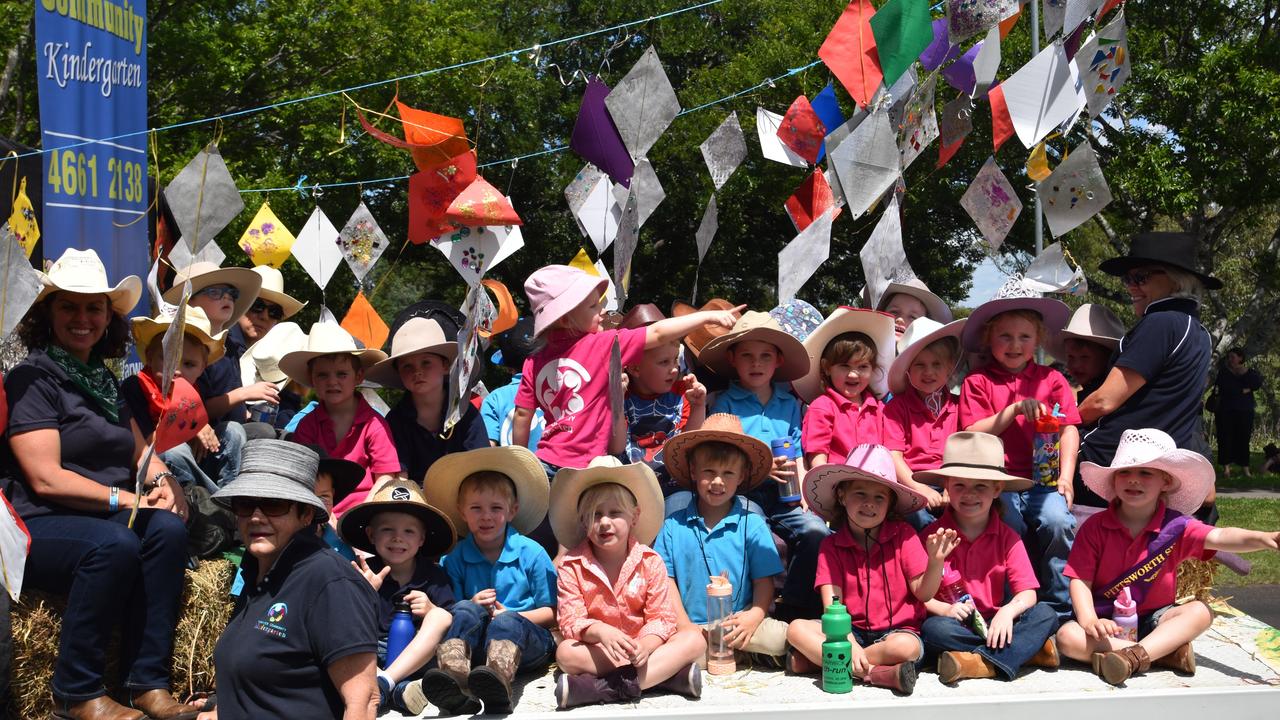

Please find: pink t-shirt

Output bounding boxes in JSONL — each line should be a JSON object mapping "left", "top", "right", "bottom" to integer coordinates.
{"left": 883, "top": 390, "right": 959, "bottom": 471}
{"left": 291, "top": 394, "right": 401, "bottom": 516}
{"left": 516, "top": 327, "right": 646, "bottom": 468}
{"left": 958, "top": 362, "right": 1081, "bottom": 477}
{"left": 802, "top": 388, "right": 884, "bottom": 461}
{"left": 1065, "top": 502, "right": 1215, "bottom": 614}
{"left": 923, "top": 510, "right": 1038, "bottom": 620}
{"left": 815, "top": 520, "right": 929, "bottom": 632}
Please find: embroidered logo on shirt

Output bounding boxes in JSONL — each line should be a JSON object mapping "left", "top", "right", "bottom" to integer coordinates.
{"left": 535, "top": 359, "right": 592, "bottom": 423}
{"left": 256, "top": 602, "right": 289, "bottom": 639}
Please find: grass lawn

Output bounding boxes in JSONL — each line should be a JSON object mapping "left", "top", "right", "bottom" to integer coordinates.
{"left": 1213, "top": 498, "right": 1280, "bottom": 587}
{"left": 1213, "top": 450, "right": 1280, "bottom": 490}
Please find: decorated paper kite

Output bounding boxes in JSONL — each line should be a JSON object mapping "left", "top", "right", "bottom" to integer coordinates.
{"left": 238, "top": 202, "right": 295, "bottom": 269}
{"left": 447, "top": 282, "right": 494, "bottom": 432}
{"left": 869, "top": 0, "right": 935, "bottom": 88}
{"left": 777, "top": 96, "right": 827, "bottom": 166}
{"left": 612, "top": 183, "right": 642, "bottom": 307}
{"left": 577, "top": 175, "right": 621, "bottom": 254}
{"left": 696, "top": 194, "right": 718, "bottom": 263}
{"left": 819, "top": 0, "right": 883, "bottom": 109}
{"left": 1000, "top": 41, "right": 1084, "bottom": 148}
{"left": 1023, "top": 241, "right": 1082, "bottom": 294}
{"left": 971, "top": 26, "right": 1002, "bottom": 97}
{"left": 960, "top": 156, "right": 1023, "bottom": 250}
{"left": 434, "top": 218, "right": 524, "bottom": 287}
{"left": 946, "top": 0, "right": 1021, "bottom": 45}
{"left": 565, "top": 163, "right": 606, "bottom": 229}
{"left": 810, "top": 84, "right": 846, "bottom": 164}
{"left": 0, "top": 229, "right": 42, "bottom": 337}
{"left": 939, "top": 92, "right": 974, "bottom": 149}
{"left": 445, "top": 176, "right": 522, "bottom": 227}
{"left": 407, "top": 151, "right": 477, "bottom": 244}
{"left": 778, "top": 208, "right": 835, "bottom": 302}
{"left": 357, "top": 101, "right": 470, "bottom": 172}
{"left": 605, "top": 47, "right": 682, "bottom": 162}
{"left": 291, "top": 206, "right": 342, "bottom": 290}
{"left": 859, "top": 196, "right": 915, "bottom": 307}
{"left": 341, "top": 291, "right": 389, "bottom": 351}
{"left": 627, "top": 159, "right": 666, "bottom": 228}
{"left": 897, "top": 74, "right": 939, "bottom": 172}
{"left": 5, "top": 178, "right": 38, "bottom": 258}
{"left": 756, "top": 107, "right": 808, "bottom": 167}
{"left": 700, "top": 112, "right": 748, "bottom": 190}
{"left": 829, "top": 105, "right": 901, "bottom": 220}
{"left": 570, "top": 77, "right": 635, "bottom": 186}
{"left": 785, "top": 171, "right": 840, "bottom": 233}
{"left": 153, "top": 377, "right": 208, "bottom": 454}
{"left": 920, "top": 17, "right": 961, "bottom": 71}
{"left": 1037, "top": 141, "right": 1113, "bottom": 237}
{"left": 166, "top": 144, "right": 244, "bottom": 251}
{"left": 337, "top": 202, "right": 389, "bottom": 282}
{"left": 1075, "top": 11, "right": 1130, "bottom": 118}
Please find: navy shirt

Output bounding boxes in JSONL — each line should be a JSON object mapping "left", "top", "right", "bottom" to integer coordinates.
{"left": 197, "top": 324, "right": 249, "bottom": 424}
{"left": 387, "top": 396, "right": 489, "bottom": 482}
{"left": 118, "top": 374, "right": 156, "bottom": 438}
{"left": 1215, "top": 365, "right": 1262, "bottom": 413}
{"left": 0, "top": 349, "right": 134, "bottom": 520}
{"left": 214, "top": 531, "right": 378, "bottom": 720}
{"left": 367, "top": 555, "right": 456, "bottom": 636}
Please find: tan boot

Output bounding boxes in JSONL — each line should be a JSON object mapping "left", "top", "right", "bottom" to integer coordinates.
{"left": 863, "top": 662, "right": 918, "bottom": 695}
{"left": 1099, "top": 645, "right": 1152, "bottom": 685}
{"left": 1028, "top": 637, "right": 1060, "bottom": 669}
{"left": 129, "top": 689, "right": 201, "bottom": 720}
{"left": 937, "top": 651, "right": 997, "bottom": 684}
{"left": 420, "top": 639, "right": 481, "bottom": 715}
{"left": 1154, "top": 642, "right": 1196, "bottom": 675}
{"left": 52, "top": 695, "right": 146, "bottom": 720}
{"left": 469, "top": 639, "right": 523, "bottom": 714}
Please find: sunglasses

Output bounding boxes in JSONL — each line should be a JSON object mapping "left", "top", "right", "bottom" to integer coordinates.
{"left": 249, "top": 299, "right": 285, "bottom": 320}
{"left": 196, "top": 285, "right": 241, "bottom": 302}
{"left": 1120, "top": 268, "right": 1166, "bottom": 287}
{"left": 230, "top": 497, "right": 295, "bottom": 518}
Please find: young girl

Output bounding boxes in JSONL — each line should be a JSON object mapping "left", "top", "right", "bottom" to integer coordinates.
{"left": 1058, "top": 428, "right": 1280, "bottom": 685}
{"left": 786, "top": 444, "right": 956, "bottom": 695}
{"left": 550, "top": 457, "right": 706, "bottom": 709}
{"left": 915, "top": 432, "right": 1061, "bottom": 683}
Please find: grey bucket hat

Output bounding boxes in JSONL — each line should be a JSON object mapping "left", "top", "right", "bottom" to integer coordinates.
{"left": 214, "top": 440, "right": 328, "bottom": 522}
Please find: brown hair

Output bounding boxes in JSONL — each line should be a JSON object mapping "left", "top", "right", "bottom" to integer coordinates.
{"left": 458, "top": 470, "right": 518, "bottom": 506}
{"left": 981, "top": 309, "right": 1047, "bottom": 348}
{"left": 307, "top": 352, "right": 362, "bottom": 374}
{"left": 920, "top": 336, "right": 962, "bottom": 367}
{"left": 820, "top": 332, "right": 878, "bottom": 387}
{"left": 17, "top": 294, "right": 130, "bottom": 359}
{"left": 688, "top": 441, "right": 749, "bottom": 476}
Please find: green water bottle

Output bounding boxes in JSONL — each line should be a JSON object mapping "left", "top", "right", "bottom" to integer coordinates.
{"left": 821, "top": 597, "right": 854, "bottom": 694}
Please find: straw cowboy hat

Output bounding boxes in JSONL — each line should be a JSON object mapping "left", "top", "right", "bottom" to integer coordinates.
{"left": 365, "top": 317, "right": 458, "bottom": 389}
{"left": 1080, "top": 428, "right": 1215, "bottom": 514}
{"left": 793, "top": 307, "right": 896, "bottom": 403}
{"left": 132, "top": 305, "right": 228, "bottom": 364}
{"left": 38, "top": 248, "right": 142, "bottom": 314}
{"left": 805, "top": 444, "right": 928, "bottom": 521}
{"left": 277, "top": 322, "right": 387, "bottom": 387}
{"left": 887, "top": 317, "right": 967, "bottom": 396}
{"left": 961, "top": 276, "right": 1071, "bottom": 352}
{"left": 338, "top": 478, "right": 458, "bottom": 557}
{"left": 698, "top": 311, "right": 809, "bottom": 382}
{"left": 912, "top": 432, "right": 1033, "bottom": 490}
{"left": 250, "top": 265, "right": 306, "bottom": 319}
{"left": 1050, "top": 303, "right": 1125, "bottom": 359}
{"left": 1099, "top": 232, "right": 1222, "bottom": 290}
{"left": 876, "top": 277, "right": 954, "bottom": 323}
{"left": 549, "top": 457, "right": 664, "bottom": 548}
{"left": 214, "top": 439, "right": 329, "bottom": 522}
{"left": 525, "top": 264, "right": 608, "bottom": 336}
{"left": 423, "top": 445, "right": 550, "bottom": 535}
{"left": 240, "top": 321, "right": 307, "bottom": 388}
{"left": 662, "top": 413, "right": 773, "bottom": 491}
{"left": 162, "top": 261, "right": 262, "bottom": 331}
{"left": 670, "top": 298, "right": 741, "bottom": 358}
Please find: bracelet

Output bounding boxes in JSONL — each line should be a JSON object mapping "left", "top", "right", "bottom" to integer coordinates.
{"left": 147, "top": 471, "right": 178, "bottom": 492}
{"left": 108, "top": 486, "right": 119, "bottom": 512}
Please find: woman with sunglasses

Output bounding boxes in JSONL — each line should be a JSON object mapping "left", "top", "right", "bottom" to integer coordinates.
{"left": 202, "top": 440, "right": 379, "bottom": 720}
{"left": 1077, "top": 233, "right": 1221, "bottom": 519}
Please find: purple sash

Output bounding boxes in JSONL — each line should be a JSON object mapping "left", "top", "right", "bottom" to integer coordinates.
{"left": 1092, "top": 509, "right": 1190, "bottom": 617}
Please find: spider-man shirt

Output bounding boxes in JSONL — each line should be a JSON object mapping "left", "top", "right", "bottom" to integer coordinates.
{"left": 624, "top": 379, "right": 692, "bottom": 494}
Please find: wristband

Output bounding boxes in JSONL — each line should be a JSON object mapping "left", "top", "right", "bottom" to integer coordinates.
{"left": 147, "top": 471, "right": 178, "bottom": 492}
{"left": 109, "top": 486, "right": 120, "bottom": 512}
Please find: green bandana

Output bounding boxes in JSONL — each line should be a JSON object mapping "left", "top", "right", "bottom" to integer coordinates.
{"left": 47, "top": 344, "right": 119, "bottom": 423}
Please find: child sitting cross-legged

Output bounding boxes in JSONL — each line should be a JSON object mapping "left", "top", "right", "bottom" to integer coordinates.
{"left": 550, "top": 457, "right": 706, "bottom": 709}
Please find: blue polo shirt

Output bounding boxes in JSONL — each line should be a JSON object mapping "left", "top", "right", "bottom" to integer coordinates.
{"left": 652, "top": 500, "right": 783, "bottom": 624}
{"left": 442, "top": 526, "right": 556, "bottom": 612}
{"left": 366, "top": 555, "right": 456, "bottom": 636}
{"left": 709, "top": 381, "right": 803, "bottom": 513}
{"left": 479, "top": 374, "right": 544, "bottom": 450}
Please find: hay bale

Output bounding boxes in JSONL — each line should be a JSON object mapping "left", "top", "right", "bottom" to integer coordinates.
{"left": 8, "top": 558, "right": 236, "bottom": 719}
{"left": 1176, "top": 557, "right": 1219, "bottom": 605}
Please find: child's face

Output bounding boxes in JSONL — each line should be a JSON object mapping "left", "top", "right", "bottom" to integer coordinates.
{"left": 1064, "top": 339, "right": 1109, "bottom": 387}
{"left": 564, "top": 294, "right": 604, "bottom": 334}
{"left": 459, "top": 486, "right": 517, "bottom": 547}
{"left": 585, "top": 497, "right": 636, "bottom": 552}
{"left": 823, "top": 354, "right": 874, "bottom": 400}
{"left": 1112, "top": 467, "right": 1172, "bottom": 510}
{"left": 988, "top": 315, "right": 1040, "bottom": 372}
{"left": 313, "top": 472, "right": 335, "bottom": 513}
{"left": 839, "top": 478, "right": 891, "bottom": 531}
{"left": 309, "top": 355, "right": 363, "bottom": 405}
{"left": 692, "top": 454, "right": 745, "bottom": 515}
{"left": 885, "top": 293, "right": 928, "bottom": 337}
{"left": 945, "top": 477, "right": 1000, "bottom": 522}
{"left": 189, "top": 286, "right": 236, "bottom": 329}
{"left": 397, "top": 351, "right": 449, "bottom": 398}
{"left": 145, "top": 336, "right": 208, "bottom": 387}
{"left": 908, "top": 346, "right": 952, "bottom": 396}
{"left": 729, "top": 340, "right": 783, "bottom": 390}
{"left": 629, "top": 343, "right": 680, "bottom": 395}
{"left": 367, "top": 511, "right": 427, "bottom": 566}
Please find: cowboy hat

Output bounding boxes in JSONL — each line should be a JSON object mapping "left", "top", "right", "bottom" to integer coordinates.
{"left": 250, "top": 265, "right": 306, "bottom": 319}
{"left": 241, "top": 321, "right": 307, "bottom": 388}
{"left": 670, "top": 298, "right": 741, "bottom": 358}
{"left": 1079, "top": 428, "right": 1214, "bottom": 514}
{"left": 876, "top": 278, "right": 954, "bottom": 324}
{"left": 793, "top": 307, "right": 896, "bottom": 403}
{"left": 422, "top": 445, "right": 549, "bottom": 535}
{"left": 365, "top": 317, "right": 458, "bottom": 389}
{"left": 662, "top": 413, "right": 773, "bottom": 492}
{"left": 549, "top": 457, "right": 664, "bottom": 549}
{"left": 132, "top": 305, "right": 228, "bottom": 365}
{"left": 277, "top": 322, "right": 387, "bottom": 387}
{"left": 961, "top": 277, "right": 1071, "bottom": 352}
{"left": 1099, "top": 232, "right": 1222, "bottom": 290}
{"left": 338, "top": 478, "right": 458, "bottom": 557}
{"left": 299, "top": 443, "right": 364, "bottom": 506}
{"left": 491, "top": 316, "right": 537, "bottom": 371}
{"left": 38, "top": 248, "right": 142, "bottom": 314}
{"left": 887, "top": 317, "right": 967, "bottom": 396}
{"left": 525, "top": 264, "right": 608, "bottom": 337}
{"left": 698, "top": 311, "right": 809, "bottom": 382}
{"left": 912, "top": 432, "right": 1032, "bottom": 490}
{"left": 162, "top": 262, "right": 262, "bottom": 332}
{"left": 1050, "top": 303, "right": 1125, "bottom": 359}
{"left": 619, "top": 303, "right": 666, "bottom": 329}
{"left": 214, "top": 439, "right": 329, "bottom": 522}
{"left": 805, "top": 444, "right": 928, "bottom": 521}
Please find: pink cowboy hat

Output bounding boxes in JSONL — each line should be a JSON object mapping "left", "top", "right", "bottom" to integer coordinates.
{"left": 804, "top": 444, "right": 928, "bottom": 521}
{"left": 1080, "top": 429, "right": 1214, "bottom": 515}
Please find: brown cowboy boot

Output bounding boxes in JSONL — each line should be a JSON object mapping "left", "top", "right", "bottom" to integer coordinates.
{"left": 52, "top": 695, "right": 146, "bottom": 720}
{"left": 1154, "top": 642, "right": 1196, "bottom": 675}
{"left": 1099, "top": 645, "right": 1152, "bottom": 685}
{"left": 864, "top": 662, "right": 918, "bottom": 695}
{"left": 419, "top": 639, "right": 481, "bottom": 715}
{"left": 469, "top": 639, "right": 523, "bottom": 714}
{"left": 129, "top": 689, "right": 201, "bottom": 720}
{"left": 937, "top": 652, "right": 997, "bottom": 684}
{"left": 1027, "top": 637, "right": 1060, "bottom": 668}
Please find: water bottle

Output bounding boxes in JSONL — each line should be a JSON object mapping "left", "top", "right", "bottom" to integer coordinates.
{"left": 385, "top": 601, "right": 415, "bottom": 667}
{"left": 821, "top": 597, "right": 853, "bottom": 693}
{"left": 1113, "top": 586, "right": 1139, "bottom": 642}
{"left": 1032, "top": 404, "right": 1064, "bottom": 487}
{"left": 246, "top": 400, "right": 278, "bottom": 426}
{"left": 771, "top": 438, "right": 802, "bottom": 503}
{"left": 938, "top": 563, "right": 988, "bottom": 640}
{"left": 705, "top": 575, "right": 736, "bottom": 675}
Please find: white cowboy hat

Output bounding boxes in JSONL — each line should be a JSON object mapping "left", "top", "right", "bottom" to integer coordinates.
{"left": 162, "top": 261, "right": 262, "bottom": 332}
{"left": 549, "top": 457, "right": 664, "bottom": 549}
{"left": 277, "top": 322, "right": 387, "bottom": 387}
{"left": 240, "top": 321, "right": 307, "bottom": 387}
{"left": 805, "top": 444, "right": 928, "bottom": 521}
{"left": 662, "top": 413, "right": 774, "bottom": 491}
{"left": 365, "top": 317, "right": 458, "bottom": 389}
{"left": 876, "top": 278, "right": 954, "bottom": 324}
{"left": 1050, "top": 303, "right": 1125, "bottom": 359}
{"left": 131, "top": 305, "right": 228, "bottom": 365}
{"left": 961, "top": 277, "right": 1071, "bottom": 352}
{"left": 250, "top": 265, "right": 306, "bottom": 319}
{"left": 887, "top": 317, "right": 967, "bottom": 396}
{"left": 423, "top": 446, "right": 550, "bottom": 535}
{"left": 793, "top": 307, "right": 896, "bottom": 403}
{"left": 913, "top": 432, "right": 1033, "bottom": 490}
{"left": 1080, "top": 428, "right": 1215, "bottom": 515}
{"left": 38, "top": 248, "right": 142, "bottom": 314}
{"left": 697, "top": 311, "right": 810, "bottom": 383}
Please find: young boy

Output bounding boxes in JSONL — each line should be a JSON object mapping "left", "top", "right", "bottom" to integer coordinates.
{"left": 340, "top": 478, "right": 458, "bottom": 716}
{"left": 654, "top": 414, "right": 789, "bottom": 660}
{"left": 305, "top": 444, "right": 364, "bottom": 560}
{"left": 279, "top": 322, "right": 398, "bottom": 515}
{"left": 1053, "top": 303, "right": 1124, "bottom": 405}
{"left": 701, "top": 311, "right": 830, "bottom": 619}
{"left": 417, "top": 446, "right": 556, "bottom": 715}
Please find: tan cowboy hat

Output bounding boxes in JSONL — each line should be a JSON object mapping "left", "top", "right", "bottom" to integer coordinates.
{"left": 662, "top": 413, "right": 773, "bottom": 491}
{"left": 805, "top": 444, "right": 928, "bottom": 521}
{"left": 131, "top": 305, "right": 228, "bottom": 365}
{"left": 913, "top": 432, "right": 1033, "bottom": 490}
{"left": 365, "top": 317, "right": 458, "bottom": 389}
{"left": 961, "top": 277, "right": 1070, "bottom": 352}
{"left": 793, "top": 307, "right": 896, "bottom": 403}
{"left": 1080, "top": 428, "right": 1214, "bottom": 515}
{"left": 240, "top": 321, "right": 307, "bottom": 387}
{"left": 876, "top": 278, "right": 954, "bottom": 323}
{"left": 670, "top": 298, "right": 741, "bottom": 358}
{"left": 338, "top": 478, "right": 458, "bottom": 557}
{"left": 277, "top": 322, "right": 387, "bottom": 387}
{"left": 38, "top": 248, "right": 142, "bottom": 314}
{"left": 1050, "top": 303, "right": 1125, "bottom": 359}
{"left": 549, "top": 457, "right": 664, "bottom": 548}
{"left": 162, "top": 261, "right": 262, "bottom": 332}
{"left": 251, "top": 265, "right": 306, "bottom": 319}
{"left": 422, "top": 445, "right": 549, "bottom": 535}
{"left": 887, "top": 317, "right": 967, "bottom": 396}
{"left": 698, "top": 311, "right": 809, "bottom": 382}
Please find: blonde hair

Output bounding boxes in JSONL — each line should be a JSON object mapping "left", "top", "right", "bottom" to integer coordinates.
{"left": 458, "top": 471, "right": 518, "bottom": 506}
{"left": 920, "top": 336, "right": 961, "bottom": 367}
{"left": 982, "top": 309, "right": 1047, "bottom": 348}
{"left": 576, "top": 482, "right": 638, "bottom": 534}
{"left": 1162, "top": 266, "right": 1205, "bottom": 303}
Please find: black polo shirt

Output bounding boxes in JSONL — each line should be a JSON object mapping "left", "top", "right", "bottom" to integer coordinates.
{"left": 118, "top": 374, "right": 156, "bottom": 438}
{"left": 213, "top": 532, "right": 378, "bottom": 720}
{"left": 387, "top": 396, "right": 489, "bottom": 482}
{"left": 367, "top": 555, "right": 456, "bottom": 636}
{"left": 197, "top": 325, "right": 249, "bottom": 424}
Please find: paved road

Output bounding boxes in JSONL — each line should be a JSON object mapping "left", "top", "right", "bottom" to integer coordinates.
{"left": 1219, "top": 585, "right": 1280, "bottom": 629}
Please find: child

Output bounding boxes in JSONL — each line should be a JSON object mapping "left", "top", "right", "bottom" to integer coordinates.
{"left": 305, "top": 444, "right": 364, "bottom": 560}
{"left": 481, "top": 316, "right": 545, "bottom": 450}
{"left": 1262, "top": 443, "right": 1280, "bottom": 474}
{"left": 959, "top": 285, "right": 1078, "bottom": 617}
{"left": 875, "top": 278, "right": 954, "bottom": 338}
{"left": 703, "top": 311, "right": 829, "bottom": 619}
{"left": 1054, "top": 303, "right": 1124, "bottom": 404}
{"left": 1057, "top": 428, "right": 1280, "bottom": 685}
{"left": 279, "top": 322, "right": 397, "bottom": 515}
{"left": 418, "top": 446, "right": 557, "bottom": 715}
{"left": 340, "top": 479, "right": 458, "bottom": 715}
{"left": 914, "top": 432, "right": 1061, "bottom": 683}
{"left": 786, "top": 444, "right": 952, "bottom": 694}
{"left": 550, "top": 457, "right": 706, "bottom": 709}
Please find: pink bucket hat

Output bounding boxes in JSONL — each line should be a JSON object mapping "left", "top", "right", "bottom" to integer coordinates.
{"left": 524, "top": 265, "right": 609, "bottom": 337}
{"left": 804, "top": 444, "right": 928, "bottom": 521}
{"left": 1080, "top": 428, "right": 1214, "bottom": 515}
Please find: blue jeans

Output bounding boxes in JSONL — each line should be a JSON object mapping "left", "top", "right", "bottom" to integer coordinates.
{"left": 902, "top": 507, "right": 939, "bottom": 532}
{"left": 1000, "top": 487, "right": 1076, "bottom": 619}
{"left": 445, "top": 600, "right": 553, "bottom": 674}
{"left": 161, "top": 420, "right": 246, "bottom": 492}
{"left": 24, "top": 509, "right": 188, "bottom": 701}
{"left": 921, "top": 602, "right": 1059, "bottom": 679}
{"left": 768, "top": 505, "right": 832, "bottom": 618}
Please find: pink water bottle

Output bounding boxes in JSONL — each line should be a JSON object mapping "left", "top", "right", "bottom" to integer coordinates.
{"left": 1113, "top": 586, "right": 1139, "bottom": 642}
{"left": 938, "top": 563, "right": 988, "bottom": 639}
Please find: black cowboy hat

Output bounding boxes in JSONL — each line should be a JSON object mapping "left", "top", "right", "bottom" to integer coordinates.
{"left": 1099, "top": 232, "right": 1222, "bottom": 290}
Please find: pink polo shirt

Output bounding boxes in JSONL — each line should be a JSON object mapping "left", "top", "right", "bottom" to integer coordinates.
{"left": 1065, "top": 501, "right": 1215, "bottom": 614}
{"left": 958, "top": 362, "right": 1081, "bottom": 477}
{"left": 883, "top": 389, "right": 959, "bottom": 471}
{"left": 802, "top": 388, "right": 884, "bottom": 460}
{"left": 291, "top": 394, "right": 401, "bottom": 516}
{"left": 923, "top": 510, "right": 1038, "bottom": 620}
{"left": 815, "top": 520, "right": 929, "bottom": 632}
{"left": 557, "top": 539, "right": 677, "bottom": 643}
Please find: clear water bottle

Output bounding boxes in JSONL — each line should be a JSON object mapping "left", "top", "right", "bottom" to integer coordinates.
{"left": 771, "top": 438, "right": 802, "bottom": 503}
{"left": 705, "top": 575, "right": 736, "bottom": 675}
{"left": 939, "top": 563, "right": 988, "bottom": 639}
{"left": 385, "top": 600, "right": 415, "bottom": 667}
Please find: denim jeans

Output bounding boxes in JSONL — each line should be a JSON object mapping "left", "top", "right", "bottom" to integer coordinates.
{"left": 1000, "top": 487, "right": 1076, "bottom": 620}
{"left": 24, "top": 509, "right": 188, "bottom": 701}
{"left": 768, "top": 505, "right": 832, "bottom": 618}
{"left": 921, "top": 602, "right": 1059, "bottom": 679}
{"left": 445, "top": 600, "right": 553, "bottom": 674}
{"left": 902, "top": 507, "right": 939, "bottom": 532}
{"left": 161, "top": 420, "right": 246, "bottom": 492}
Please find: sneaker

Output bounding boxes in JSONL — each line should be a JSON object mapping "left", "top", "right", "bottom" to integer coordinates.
{"left": 376, "top": 675, "right": 393, "bottom": 714}
{"left": 396, "top": 678, "right": 431, "bottom": 716}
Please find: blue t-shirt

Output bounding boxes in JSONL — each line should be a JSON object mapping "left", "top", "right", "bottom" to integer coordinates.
{"left": 479, "top": 374, "right": 543, "bottom": 450}
{"left": 442, "top": 526, "right": 556, "bottom": 612}
{"left": 709, "top": 381, "right": 803, "bottom": 513}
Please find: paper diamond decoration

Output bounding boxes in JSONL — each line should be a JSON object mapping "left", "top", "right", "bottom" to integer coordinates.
{"left": 434, "top": 220, "right": 524, "bottom": 287}
{"left": 700, "top": 112, "right": 748, "bottom": 190}
{"left": 810, "top": 83, "right": 847, "bottom": 164}
{"left": 1023, "top": 241, "right": 1079, "bottom": 293}
{"left": 342, "top": 291, "right": 389, "bottom": 351}
{"left": 338, "top": 202, "right": 389, "bottom": 282}
{"left": 570, "top": 77, "right": 635, "bottom": 186}
{"left": 166, "top": 144, "right": 244, "bottom": 251}
{"left": 939, "top": 92, "right": 974, "bottom": 148}
{"left": 1075, "top": 11, "right": 1131, "bottom": 118}
{"left": 576, "top": 176, "right": 622, "bottom": 254}
{"left": 869, "top": 0, "right": 935, "bottom": 88}
{"left": 0, "top": 230, "right": 42, "bottom": 337}
{"left": 696, "top": 194, "right": 718, "bottom": 263}
{"left": 1037, "top": 142, "right": 1112, "bottom": 237}
{"left": 778, "top": 208, "right": 835, "bottom": 302}
{"left": 565, "top": 163, "right": 606, "bottom": 225}
{"left": 6, "top": 178, "right": 39, "bottom": 258}
{"left": 1043, "top": 0, "right": 1067, "bottom": 38}
{"left": 612, "top": 183, "right": 642, "bottom": 307}
{"left": 407, "top": 151, "right": 477, "bottom": 244}
{"left": 943, "top": 40, "right": 983, "bottom": 96}
{"left": 972, "top": 26, "right": 1003, "bottom": 97}
{"left": 822, "top": 109, "right": 868, "bottom": 209}
{"left": 825, "top": 166, "right": 847, "bottom": 210}
{"left": 756, "top": 107, "right": 808, "bottom": 167}
{"left": 946, "top": 0, "right": 1021, "bottom": 45}
{"left": 238, "top": 202, "right": 295, "bottom": 269}
{"left": 785, "top": 171, "right": 841, "bottom": 233}
{"left": 1062, "top": 0, "right": 1103, "bottom": 40}
{"left": 153, "top": 378, "right": 207, "bottom": 454}
{"left": 960, "top": 156, "right": 1023, "bottom": 250}
{"left": 446, "top": 176, "right": 522, "bottom": 227}
{"left": 605, "top": 47, "right": 682, "bottom": 162}
{"left": 819, "top": 0, "right": 884, "bottom": 109}
{"left": 777, "top": 96, "right": 827, "bottom": 165}
{"left": 167, "top": 236, "right": 226, "bottom": 270}
{"left": 829, "top": 105, "right": 901, "bottom": 219}
{"left": 921, "top": 17, "right": 961, "bottom": 71}
{"left": 628, "top": 159, "right": 666, "bottom": 228}
{"left": 897, "top": 74, "right": 939, "bottom": 172}
{"left": 291, "top": 206, "right": 342, "bottom": 290}
{"left": 1027, "top": 141, "right": 1053, "bottom": 182}
{"left": 1002, "top": 41, "right": 1085, "bottom": 148}
{"left": 447, "top": 283, "right": 495, "bottom": 431}
{"left": 357, "top": 102, "right": 470, "bottom": 173}
{"left": 860, "top": 197, "right": 915, "bottom": 308}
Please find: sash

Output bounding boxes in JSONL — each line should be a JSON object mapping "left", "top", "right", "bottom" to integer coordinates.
{"left": 1092, "top": 508, "right": 1190, "bottom": 617}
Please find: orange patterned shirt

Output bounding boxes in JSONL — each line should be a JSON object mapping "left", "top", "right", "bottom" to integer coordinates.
{"left": 557, "top": 539, "right": 677, "bottom": 642}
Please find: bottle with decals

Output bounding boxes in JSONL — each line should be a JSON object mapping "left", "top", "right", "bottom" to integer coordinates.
{"left": 1113, "top": 587, "right": 1139, "bottom": 642}
{"left": 821, "top": 597, "right": 853, "bottom": 694}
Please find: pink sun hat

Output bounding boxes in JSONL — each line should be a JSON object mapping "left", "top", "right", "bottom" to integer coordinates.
{"left": 804, "top": 443, "right": 928, "bottom": 521}
{"left": 524, "top": 265, "right": 608, "bottom": 337}
{"left": 1080, "top": 428, "right": 1215, "bottom": 515}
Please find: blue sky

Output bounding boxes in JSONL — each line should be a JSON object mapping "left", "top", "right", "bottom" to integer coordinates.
{"left": 962, "top": 256, "right": 1006, "bottom": 307}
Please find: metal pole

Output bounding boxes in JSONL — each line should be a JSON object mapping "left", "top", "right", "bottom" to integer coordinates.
{"left": 1030, "top": 0, "right": 1043, "bottom": 257}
